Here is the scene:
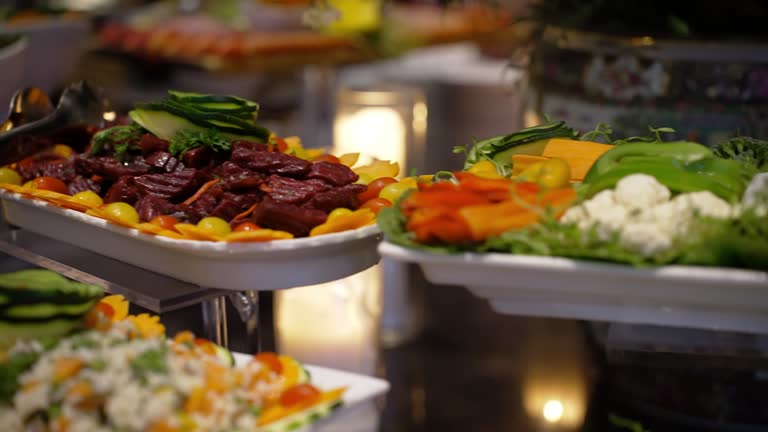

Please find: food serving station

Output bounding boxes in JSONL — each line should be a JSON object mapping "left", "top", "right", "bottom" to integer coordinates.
{"left": 2, "top": 1, "right": 768, "bottom": 431}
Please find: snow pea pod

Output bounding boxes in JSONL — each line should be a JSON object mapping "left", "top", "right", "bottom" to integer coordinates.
{"left": 583, "top": 159, "right": 744, "bottom": 202}
{"left": 583, "top": 141, "right": 714, "bottom": 182}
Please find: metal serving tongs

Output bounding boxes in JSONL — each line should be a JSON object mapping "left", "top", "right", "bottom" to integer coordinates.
{"left": 0, "top": 81, "right": 111, "bottom": 165}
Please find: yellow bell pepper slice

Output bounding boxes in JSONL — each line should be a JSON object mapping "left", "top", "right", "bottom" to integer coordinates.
{"left": 519, "top": 158, "right": 572, "bottom": 189}
{"left": 310, "top": 208, "right": 376, "bottom": 237}
{"left": 353, "top": 160, "right": 400, "bottom": 184}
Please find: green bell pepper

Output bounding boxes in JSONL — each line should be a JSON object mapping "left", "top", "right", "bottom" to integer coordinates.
{"left": 583, "top": 158, "right": 745, "bottom": 202}
{"left": 583, "top": 141, "right": 714, "bottom": 182}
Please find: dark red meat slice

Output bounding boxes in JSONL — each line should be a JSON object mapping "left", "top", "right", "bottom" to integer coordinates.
{"left": 253, "top": 197, "right": 327, "bottom": 237}
{"left": 135, "top": 195, "right": 178, "bottom": 222}
{"left": 182, "top": 187, "right": 222, "bottom": 223}
{"left": 17, "top": 155, "right": 76, "bottom": 183}
{"left": 181, "top": 186, "right": 260, "bottom": 223}
{"left": 306, "top": 162, "right": 359, "bottom": 186}
{"left": 210, "top": 192, "right": 259, "bottom": 221}
{"left": 144, "top": 151, "right": 184, "bottom": 173}
{"left": 214, "top": 162, "right": 264, "bottom": 191}
{"left": 231, "top": 147, "right": 310, "bottom": 177}
{"left": 104, "top": 176, "right": 140, "bottom": 204}
{"left": 231, "top": 140, "right": 267, "bottom": 153}
{"left": 258, "top": 176, "right": 330, "bottom": 205}
{"left": 67, "top": 175, "right": 102, "bottom": 195}
{"left": 134, "top": 168, "right": 204, "bottom": 201}
{"left": 214, "top": 161, "right": 251, "bottom": 180}
{"left": 182, "top": 147, "right": 214, "bottom": 169}
{"left": 307, "top": 183, "right": 366, "bottom": 212}
{"left": 139, "top": 134, "right": 169, "bottom": 154}
{"left": 74, "top": 156, "right": 151, "bottom": 180}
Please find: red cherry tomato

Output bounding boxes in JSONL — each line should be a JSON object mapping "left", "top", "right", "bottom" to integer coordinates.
{"left": 233, "top": 222, "right": 260, "bottom": 232}
{"left": 357, "top": 177, "right": 397, "bottom": 203}
{"left": 312, "top": 154, "right": 341, "bottom": 164}
{"left": 268, "top": 136, "right": 288, "bottom": 153}
{"left": 360, "top": 198, "right": 392, "bottom": 214}
{"left": 254, "top": 352, "right": 283, "bottom": 374}
{"left": 150, "top": 215, "right": 180, "bottom": 231}
{"left": 280, "top": 384, "right": 321, "bottom": 408}
{"left": 96, "top": 302, "right": 115, "bottom": 319}
{"left": 32, "top": 177, "right": 69, "bottom": 194}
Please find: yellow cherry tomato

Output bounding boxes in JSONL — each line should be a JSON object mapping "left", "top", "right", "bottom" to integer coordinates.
{"left": 103, "top": 202, "right": 140, "bottom": 225}
{"left": 520, "top": 158, "right": 571, "bottom": 189}
{"left": 0, "top": 167, "right": 22, "bottom": 185}
{"left": 196, "top": 217, "right": 232, "bottom": 236}
{"left": 71, "top": 190, "right": 103, "bottom": 207}
{"left": 52, "top": 144, "right": 74, "bottom": 158}
{"left": 379, "top": 181, "right": 416, "bottom": 204}
{"left": 467, "top": 160, "right": 503, "bottom": 179}
{"left": 400, "top": 177, "right": 419, "bottom": 188}
{"left": 328, "top": 208, "right": 353, "bottom": 220}
{"left": 417, "top": 174, "right": 434, "bottom": 184}
{"left": 22, "top": 180, "right": 36, "bottom": 189}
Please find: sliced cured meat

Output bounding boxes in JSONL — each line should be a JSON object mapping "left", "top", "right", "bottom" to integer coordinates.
{"left": 253, "top": 196, "right": 327, "bottom": 237}
{"left": 306, "top": 162, "right": 358, "bottom": 186}
{"left": 67, "top": 175, "right": 101, "bottom": 196}
{"left": 259, "top": 176, "right": 329, "bottom": 205}
{"left": 231, "top": 146, "right": 310, "bottom": 177}
{"left": 104, "top": 176, "right": 140, "bottom": 205}
{"left": 135, "top": 195, "right": 178, "bottom": 222}
{"left": 307, "top": 183, "right": 366, "bottom": 212}
{"left": 134, "top": 168, "right": 204, "bottom": 201}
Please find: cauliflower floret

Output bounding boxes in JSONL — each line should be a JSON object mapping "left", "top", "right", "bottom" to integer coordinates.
{"left": 561, "top": 205, "right": 587, "bottom": 225}
{"left": 619, "top": 222, "right": 672, "bottom": 257}
{"left": 614, "top": 174, "right": 671, "bottom": 209}
{"left": 563, "top": 190, "right": 627, "bottom": 240}
{"left": 743, "top": 172, "right": 768, "bottom": 210}
{"left": 673, "top": 191, "right": 734, "bottom": 219}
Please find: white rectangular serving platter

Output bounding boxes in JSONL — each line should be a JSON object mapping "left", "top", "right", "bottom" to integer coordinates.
{"left": 379, "top": 241, "right": 768, "bottom": 334}
{"left": 233, "top": 353, "right": 390, "bottom": 431}
{"left": 0, "top": 191, "right": 382, "bottom": 290}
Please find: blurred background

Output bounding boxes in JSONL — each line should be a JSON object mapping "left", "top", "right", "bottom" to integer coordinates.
{"left": 1, "top": 0, "right": 768, "bottom": 431}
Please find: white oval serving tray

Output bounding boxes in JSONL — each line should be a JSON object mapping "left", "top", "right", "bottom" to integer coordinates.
{"left": 0, "top": 191, "right": 382, "bottom": 290}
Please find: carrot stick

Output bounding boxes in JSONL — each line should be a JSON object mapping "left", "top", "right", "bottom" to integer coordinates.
{"left": 232, "top": 202, "right": 259, "bottom": 221}
{"left": 182, "top": 179, "right": 220, "bottom": 206}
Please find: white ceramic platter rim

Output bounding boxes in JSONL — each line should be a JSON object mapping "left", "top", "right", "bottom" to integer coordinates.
{"left": 232, "top": 353, "right": 390, "bottom": 407}
{"left": 378, "top": 241, "right": 768, "bottom": 285}
{"left": 0, "top": 190, "right": 381, "bottom": 256}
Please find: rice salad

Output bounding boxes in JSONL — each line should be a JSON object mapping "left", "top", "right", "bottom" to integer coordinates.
{"left": 0, "top": 296, "right": 343, "bottom": 432}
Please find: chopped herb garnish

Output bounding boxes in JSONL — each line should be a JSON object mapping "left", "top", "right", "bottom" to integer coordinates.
{"left": 89, "top": 124, "right": 145, "bottom": 161}
{"left": 169, "top": 128, "right": 231, "bottom": 157}
{"left": 131, "top": 348, "right": 167, "bottom": 374}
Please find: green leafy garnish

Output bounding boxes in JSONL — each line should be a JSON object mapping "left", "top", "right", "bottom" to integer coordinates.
{"left": 379, "top": 189, "right": 768, "bottom": 271}
{"left": 712, "top": 136, "right": 768, "bottom": 178}
{"left": 131, "top": 348, "right": 167, "bottom": 374}
{"left": 0, "top": 351, "right": 40, "bottom": 403}
{"left": 581, "top": 124, "right": 676, "bottom": 145}
{"left": 169, "top": 129, "right": 231, "bottom": 157}
{"left": 89, "top": 124, "right": 146, "bottom": 161}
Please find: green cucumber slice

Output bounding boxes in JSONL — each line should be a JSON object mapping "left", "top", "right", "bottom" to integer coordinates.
{"left": 168, "top": 90, "right": 259, "bottom": 109}
{"left": 259, "top": 399, "right": 343, "bottom": 432}
{"left": 213, "top": 344, "right": 235, "bottom": 366}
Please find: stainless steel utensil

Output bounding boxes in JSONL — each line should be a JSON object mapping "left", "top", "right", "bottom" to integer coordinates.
{"left": 0, "top": 87, "right": 55, "bottom": 133}
{"left": 0, "top": 81, "right": 110, "bottom": 165}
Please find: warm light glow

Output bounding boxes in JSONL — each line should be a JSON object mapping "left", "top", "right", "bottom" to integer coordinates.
{"left": 334, "top": 106, "right": 406, "bottom": 169}
{"left": 276, "top": 266, "right": 381, "bottom": 374}
{"left": 102, "top": 111, "right": 116, "bottom": 122}
{"left": 543, "top": 400, "right": 564, "bottom": 423}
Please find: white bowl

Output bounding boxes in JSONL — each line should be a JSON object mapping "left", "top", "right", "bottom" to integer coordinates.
{"left": 0, "top": 35, "right": 27, "bottom": 119}
{"left": 4, "top": 17, "right": 89, "bottom": 94}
